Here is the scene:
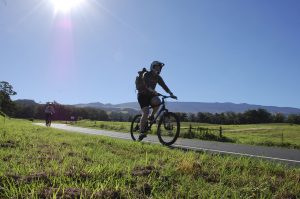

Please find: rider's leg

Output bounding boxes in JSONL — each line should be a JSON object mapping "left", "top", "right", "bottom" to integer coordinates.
{"left": 150, "top": 96, "right": 161, "bottom": 119}
{"left": 140, "top": 106, "right": 150, "bottom": 133}
{"left": 45, "top": 114, "right": 49, "bottom": 126}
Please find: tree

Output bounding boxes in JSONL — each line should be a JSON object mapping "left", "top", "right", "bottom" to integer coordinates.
{"left": 287, "top": 114, "right": 300, "bottom": 124}
{"left": 256, "top": 109, "right": 272, "bottom": 123}
{"left": 176, "top": 112, "right": 188, "bottom": 122}
{"left": 273, "top": 113, "right": 286, "bottom": 123}
{"left": 188, "top": 113, "right": 196, "bottom": 122}
{"left": 225, "top": 112, "right": 239, "bottom": 124}
{"left": 197, "top": 112, "right": 213, "bottom": 123}
{"left": 0, "top": 81, "right": 17, "bottom": 115}
{"left": 214, "top": 113, "right": 226, "bottom": 124}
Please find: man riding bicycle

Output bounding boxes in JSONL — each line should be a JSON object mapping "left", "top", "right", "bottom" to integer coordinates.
{"left": 136, "top": 61, "right": 177, "bottom": 141}
{"left": 45, "top": 102, "right": 55, "bottom": 126}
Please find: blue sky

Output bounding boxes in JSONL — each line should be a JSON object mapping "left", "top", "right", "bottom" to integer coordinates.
{"left": 1, "top": 0, "right": 300, "bottom": 108}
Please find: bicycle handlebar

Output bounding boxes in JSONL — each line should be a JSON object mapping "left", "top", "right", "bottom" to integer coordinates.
{"left": 157, "top": 93, "right": 178, "bottom": 100}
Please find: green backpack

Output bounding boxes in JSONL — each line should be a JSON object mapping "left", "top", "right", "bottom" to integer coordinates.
{"left": 135, "top": 68, "right": 148, "bottom": 91}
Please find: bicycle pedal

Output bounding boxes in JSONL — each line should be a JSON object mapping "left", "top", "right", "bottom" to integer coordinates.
{"left": 138, "top": 133, "right": 147, "bottom": 141}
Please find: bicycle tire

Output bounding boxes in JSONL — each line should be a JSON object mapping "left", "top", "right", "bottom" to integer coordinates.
{"left": 157, "top": 112, "right": 180, "bottom": 146}
{"left": 130, "top": 114, "right": 142, "bottom": 141}
{"left": 46, "top": 119, "right": 51, "bottom": 127}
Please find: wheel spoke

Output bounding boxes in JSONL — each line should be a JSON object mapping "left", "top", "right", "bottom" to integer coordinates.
{"left": 130, "top": 115, "right": 142, "bottom": 141}
{"left": 157, "top": 112, "right": 180, "bottom": 145}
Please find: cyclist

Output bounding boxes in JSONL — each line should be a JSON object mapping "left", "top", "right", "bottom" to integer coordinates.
{"left": 136, "top": 61, "right": 176, "bottom": 141}
{"left": 45, "top": 102, "right": 55, "bottom": 126}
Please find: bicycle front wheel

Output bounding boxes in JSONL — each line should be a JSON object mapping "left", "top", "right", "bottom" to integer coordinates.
{"left": 130, "top": 114, "right": 142, "bottom": 141}
{"left": 157, "top": 112, "right": 180, "bottom": 146}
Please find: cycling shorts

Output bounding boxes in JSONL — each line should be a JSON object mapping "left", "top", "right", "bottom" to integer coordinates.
{"left": 137, "top": 94, "right": 156, "bottom": 109}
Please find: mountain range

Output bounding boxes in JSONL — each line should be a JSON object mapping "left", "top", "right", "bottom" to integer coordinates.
{"left": 13, "top": 99, "right": 300, "bottom": 115}
{"left": 75, "top": 101, "right": 300, "bottom": 115}
{"left": 14, "top": 99, "right": 300, "bottom": 115}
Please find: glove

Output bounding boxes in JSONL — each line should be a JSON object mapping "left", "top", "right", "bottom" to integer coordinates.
{"left": 169, "top": 92, "right": 177, "bottom": 100}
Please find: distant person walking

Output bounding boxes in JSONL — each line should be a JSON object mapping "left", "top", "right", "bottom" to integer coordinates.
{"left": 45, "top": 102, "right": 55, "bottom": 126}
{"left": 135, "top": 61, "right": 177, "bottom": 141}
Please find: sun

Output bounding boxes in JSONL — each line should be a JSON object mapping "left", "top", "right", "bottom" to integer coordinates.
{"left": 51, "top": 0, "right": 85, "bottom": 13}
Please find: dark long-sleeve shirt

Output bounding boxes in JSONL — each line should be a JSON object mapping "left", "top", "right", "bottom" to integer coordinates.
{"left": 138, "top": 71, "right": 171, "bottom": 95}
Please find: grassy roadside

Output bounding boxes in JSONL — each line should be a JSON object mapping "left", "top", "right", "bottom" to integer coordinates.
{"left": 71, "top": 120, "right": 300, "bottom": 149}
{"left": 0, "top": 117, "right": 299, "bottom": 198}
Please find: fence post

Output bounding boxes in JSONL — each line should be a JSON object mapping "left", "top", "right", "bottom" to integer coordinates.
{"left": 189, "top": 124, "right": 192, "bottom": 134}
{"left": 219, "top": 126, "right": 223, "bottom": 138}
{"left": 188, "top": 124, "right": 194, "bottom": 138}
{"left": 281, "top": 132, "right": 283, "bottom": 144}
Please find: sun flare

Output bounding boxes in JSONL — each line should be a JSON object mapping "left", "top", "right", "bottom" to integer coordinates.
{"left": 51, "top": 0, "right": 84, "bottom": 13}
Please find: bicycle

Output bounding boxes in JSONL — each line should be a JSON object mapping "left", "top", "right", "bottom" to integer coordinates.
{"left": 130, "top": 94, "right": 180, "bottom": 146}
{"left": 45, "top": 113, "right": 52, "bottom": 127}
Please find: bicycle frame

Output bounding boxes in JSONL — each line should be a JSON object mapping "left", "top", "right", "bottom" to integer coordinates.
{"left": 147, "top": 95, "right": 170, "bottom": 130}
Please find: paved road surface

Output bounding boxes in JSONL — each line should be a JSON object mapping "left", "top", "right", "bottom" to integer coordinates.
{"left": 35, "top": 123, "right": 300, "bottom": 166}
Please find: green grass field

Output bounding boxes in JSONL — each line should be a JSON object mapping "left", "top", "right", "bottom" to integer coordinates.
{"left": 72, "top": 120, "right": 300, "bottom": 149}
{"left": 0, "top": 116, "right": 299, "bottom": 198}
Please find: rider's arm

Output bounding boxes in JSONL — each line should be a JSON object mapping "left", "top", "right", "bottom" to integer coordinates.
{"left": 51, "top": 107, "right": 55, "bottom": 114}
{"left": 157, "top": 76, "right": 172, "bottom": 95}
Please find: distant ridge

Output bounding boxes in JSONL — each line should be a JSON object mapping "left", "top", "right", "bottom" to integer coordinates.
{"left": 14, "top": 99, "right": 38, "bottom": 106}
{"left": 13, "top": 99, "right": 300, "bottom": 115}
{"left": 75, "top": 101, "right": 300, "bottom": 115}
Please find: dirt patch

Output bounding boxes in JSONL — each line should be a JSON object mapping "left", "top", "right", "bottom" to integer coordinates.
{"left": 2, "top": 154, "right": 13, "bottom": 161}
{"left": 83, "top": 156, "right": 92, "bottom": 163}
{"left": 191, "top": 162, "right": 220, "bottom": 183}
{"left": 37, "top": 144, "right": 51, "bottom": 149}
{"left": 124, "top": 178, "right": 137, "bottom": 188}
{"left": 269, "top": 177, "right": 284, "bottom": 193}
{"left": 23, "top": 172, "right": 52, "bottom": 184}
{"left": 139, "top": 183, "right": 152, "bottom": 196}
{"left": 1, "top": 174, "right": 21, "bottom": 183}
{"left": 39, "top": 188, "right": 121, "bottom": 199}
{"left": 93, "top": 189, "right": 122, "bottom": 199}
{"left": 39, "top": 187, "right": 54, "bottom": 199}
{"left": 1, "top": 172, "right": 53, "bottom": 185}
{"left": 0, "top": 140, "right": 17, "bottom": 148}
{"left": 274, "top": 191, "right": 298, "bottom": 199}
{"left": 269, "top": 169, "right": 286, "bottom": 179}
{"left": 84, "top": 142, "right": 95, "bottom": 147}
{"left": 65, "top": 170, "right": 92, "bottom": 181}
{"left": 67, "top": 152, "right": 77, "bottom": 157}
{"left": 61, "top": 142, "right": 70, "bottom": 147}
{"left": 39, "top": 187, "right": 89, "bottom": 199}
{"left": 132, "top": 165, "right": 159, "bottom": 177}
{"left": 197, "top": 170, "right": 220, "bottom": 183}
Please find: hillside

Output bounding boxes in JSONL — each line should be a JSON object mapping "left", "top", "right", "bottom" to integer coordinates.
{"left": 14, "top": 99, "right": 38, "bottom": 106}
{"left": 13, "top": 99, "right": 300, "bottom": 115}
{"left": 75, "top": 101, "right": 300, "bottom": 115}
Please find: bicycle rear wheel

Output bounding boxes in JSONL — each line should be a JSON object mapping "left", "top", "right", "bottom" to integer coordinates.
{"left": 157, "top": 112, "right": 180, "bottom": 146}
{"left": 130, "top": 114, "right": 142, "bottom": 141}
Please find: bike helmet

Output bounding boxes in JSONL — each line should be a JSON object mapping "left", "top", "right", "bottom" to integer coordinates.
{"left": 150, "top": 61, "right": 165, "bottom": 71}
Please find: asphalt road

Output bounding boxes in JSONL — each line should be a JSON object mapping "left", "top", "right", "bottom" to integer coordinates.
{"left": 35, "top": 123, "right": 300, "bottom": 166}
